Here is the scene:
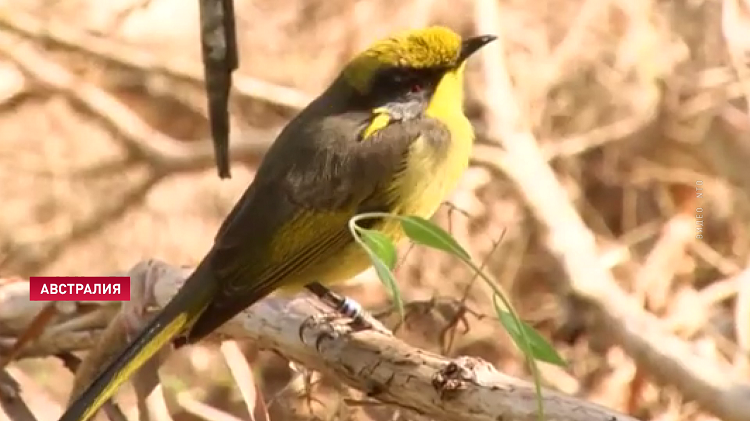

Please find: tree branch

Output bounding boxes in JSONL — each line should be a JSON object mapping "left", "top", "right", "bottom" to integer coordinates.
{"left": 0, "top": 28, "right": 276, "bottom": 178}
{"left": 0, "top": 8, "right": 311, "bottom": 111}
{"left": 0, "top": 261, "right": 637, "bottom": 421}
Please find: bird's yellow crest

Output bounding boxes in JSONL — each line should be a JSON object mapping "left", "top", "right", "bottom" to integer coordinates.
{"left": 344, "top": 26, "right": 463, "bottom": 92}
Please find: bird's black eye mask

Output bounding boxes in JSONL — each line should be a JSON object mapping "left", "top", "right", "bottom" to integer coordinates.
{"left": 370, "top": 66, "right": 446, "bottom": 102}
{"left": 362, "top": 66, "right": 449, "bottom": 121}
{"left": 353, "top": 66, "right": 450, "bottom": 141}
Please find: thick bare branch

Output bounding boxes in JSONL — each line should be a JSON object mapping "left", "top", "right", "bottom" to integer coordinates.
{"left": 0, "top": 261, "right": 636, "bottom": 421}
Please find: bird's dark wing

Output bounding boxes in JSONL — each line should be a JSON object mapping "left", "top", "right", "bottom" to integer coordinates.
{"left": 183, "top": 113, "right": 443, "bottom": 343}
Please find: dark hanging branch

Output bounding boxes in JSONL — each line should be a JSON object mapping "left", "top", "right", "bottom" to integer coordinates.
{"left": 199, "top": 0, "right": 239, "bottom": 179}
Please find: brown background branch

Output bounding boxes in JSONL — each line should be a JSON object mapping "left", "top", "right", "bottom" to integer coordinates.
{"left": 0, "top": 1, "right": 749, "bottom": 421}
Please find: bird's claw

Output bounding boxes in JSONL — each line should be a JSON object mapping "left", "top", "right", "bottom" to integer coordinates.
{"left": 297, "top": 309, "right": 389, "bottom": 351}
{"left": 298, "top": 313, "right": 345, "bottom": 351}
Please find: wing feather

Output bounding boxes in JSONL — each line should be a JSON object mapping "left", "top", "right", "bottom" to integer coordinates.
{"left": 183, "top": 108, "right": 442, "bottom": 343}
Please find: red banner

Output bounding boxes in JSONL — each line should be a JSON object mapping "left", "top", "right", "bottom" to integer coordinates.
{"left": 29, "top": 277, "right": 130, "bottom": 301}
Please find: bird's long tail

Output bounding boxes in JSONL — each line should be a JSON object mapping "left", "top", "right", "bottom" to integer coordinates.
{"left": 59, "top": 261, "right": 219, "bottom": 421}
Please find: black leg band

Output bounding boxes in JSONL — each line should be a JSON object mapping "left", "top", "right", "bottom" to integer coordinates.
{"left": 305, "top": 282, "right": 363, "bottom": 319}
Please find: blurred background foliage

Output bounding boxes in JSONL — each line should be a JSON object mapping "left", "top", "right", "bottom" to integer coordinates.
{"left": 0, "top": 0, "right": 749, "bottom": 420}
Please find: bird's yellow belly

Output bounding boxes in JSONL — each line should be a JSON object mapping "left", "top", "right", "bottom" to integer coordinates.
{"left": 277, "top": 117, "right": 473, "bottom": 295}
{"left": 289, "top": 183, "right": 451, "bottom": 289}
{"left": 284, "top": 133, "right": 470, "bottom": 293}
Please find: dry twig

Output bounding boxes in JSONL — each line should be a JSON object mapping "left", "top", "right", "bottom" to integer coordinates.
{"left": 219, "top": 341, "right": 270, "bottom": 421}
{"left": 0, "top": 30, "right": 273, "bottom": 176}
{"left": 0, "top": 369, "right": 35, "bottom": 421}
{"left": 473, "top": 1, "right": 750, "bottom": 420}
{"left": 0, "top": 8, "right": 311, "bottom": 111}
{"left": 0, "top": 302, "right": 57, "bottom": 368}
{"left": 0, "top": 367, "right": 62, "bottom": 421}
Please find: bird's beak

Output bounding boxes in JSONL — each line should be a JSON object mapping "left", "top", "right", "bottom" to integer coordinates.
{"left": 457, "top": 35, "right": 497, "bottom": 63}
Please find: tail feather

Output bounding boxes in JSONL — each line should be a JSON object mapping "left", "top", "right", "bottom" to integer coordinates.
{"left": 179, "top": 280, "right": 278, "bottom": 346}
{"left": 59, "top": 263, "right": 218, "bottom": 421}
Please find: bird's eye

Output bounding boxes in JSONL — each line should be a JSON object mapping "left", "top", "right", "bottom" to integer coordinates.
{"left": 410, "top": 84, "right": 423, "bottom": 93}
{"left": 391, "top": 73, "right": 407, "bottom": 84}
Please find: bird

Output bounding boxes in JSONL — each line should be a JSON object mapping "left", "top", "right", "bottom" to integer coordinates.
{"left": 58, "top": 26, "right": 496, "bottom": 421}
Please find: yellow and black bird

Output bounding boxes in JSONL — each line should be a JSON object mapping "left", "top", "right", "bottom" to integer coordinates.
{"left": 59, "top": 26, "right": 495, "bottom": 421}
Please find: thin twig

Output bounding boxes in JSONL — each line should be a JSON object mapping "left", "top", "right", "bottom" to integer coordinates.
{"left": 220, "top": 341, "right": 270, "bottom": 421}
{"left": 0, "top": 30, "right": 274, "bottom": 176}
{"left": 176, "top": 392, "right": 243, "bottom": 421}
{"left": 0, "top": 303, "right": 57, "bottom": 368}
{"left": 0, "top": 369, "right": 35, "bottom": 421}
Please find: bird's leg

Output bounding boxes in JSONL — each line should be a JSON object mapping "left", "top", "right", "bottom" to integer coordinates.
{"left": 305, "top": 282, "right": 373, "bottom": 329}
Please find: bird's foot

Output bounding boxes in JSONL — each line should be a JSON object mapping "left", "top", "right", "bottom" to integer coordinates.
{"left": 298, "top": 309, "right": 388, "bottom": 351}
{"left": 304, "top": 282, "right": 388, "bottom": 334}
{"left": 298, "top": 313, "right": 343, "bottom": 350}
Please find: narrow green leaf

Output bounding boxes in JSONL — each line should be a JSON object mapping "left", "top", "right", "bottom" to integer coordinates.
{"left": 400, "top": 216, "right": 470, "bottom": 259}
{"left": 364, "top": 248, "right": 403, "bottom": 318}
{"left": 358, "top": 229, "right": 398, "bottom": 269}
{"left": 493, "top": 300, "right": 566, "bottom": 366}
